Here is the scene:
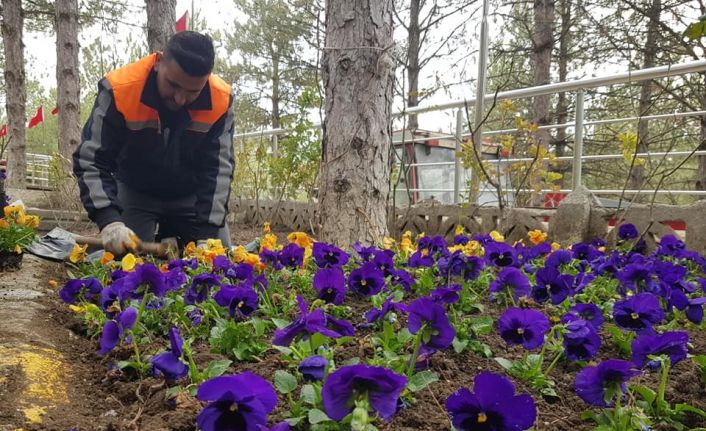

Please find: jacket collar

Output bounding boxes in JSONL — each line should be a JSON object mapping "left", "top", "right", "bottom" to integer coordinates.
{"left": 140, "top": 67, "right": 213, "bottom": 112}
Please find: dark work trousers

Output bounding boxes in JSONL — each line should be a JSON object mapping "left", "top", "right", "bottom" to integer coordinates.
{"left": 117, "top": 181, "right": 231, "bottom": 249}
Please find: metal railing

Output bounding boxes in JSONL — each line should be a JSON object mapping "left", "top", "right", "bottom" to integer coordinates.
{"left": 233, "top": 59, "right": 706, "bottom": 204}
{"left": 26, "top": 152, "right": 52, "bottom": 189}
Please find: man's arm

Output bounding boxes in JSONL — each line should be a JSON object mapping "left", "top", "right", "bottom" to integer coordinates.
{"left": 72, "top": 79, "right": 125, "bottom": 229}
{"left": 193, "top": 92, "right": 235, "bottom": 240}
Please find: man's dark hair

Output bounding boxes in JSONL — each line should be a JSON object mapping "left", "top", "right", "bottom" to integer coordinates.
{"left": 164, "top": 31, "right": 215, "bottom": 77}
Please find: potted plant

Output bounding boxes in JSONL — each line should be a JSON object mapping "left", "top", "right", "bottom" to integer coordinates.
{"left": 0, "top": 204, "right": 39, "bottom": 271}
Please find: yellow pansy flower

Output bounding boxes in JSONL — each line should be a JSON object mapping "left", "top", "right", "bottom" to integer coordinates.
{"left": 69, "top": 304, "right": 86, "bottom": 314}
{"left": 463, "top": 240, "right": 484, "bottom": 257}
{"left": 0, "top": 219, "right": 8, "bottom": 229}
{"left": 121, "top": 253, "right": 137, "bottom": 271}
{"left": 14, "top": 244, "right": 22, "bottom": 254}
{"left": 383, "top": 237, "right": 395, "bottom": 250}
{"left": 184, "top": 241, "right": 197, "bottom": 257}
{"left": 489, "top": 230, "right": 505, "bottom": 242}
{"left": 399, "top": 235, "right": 415, "bottom": 253}
{"left": 23, "top": 215, "right": 40, "bottom": 228}
{"left": 263, "top": 222, "right": 271, "bottom": 234}
{"left": 528, "top": 229, "right": 547, "bottom": 245}
{"left": 260, "top": 233, "right": 278, "bottom": 252}
{"left": 454, "top": 225, "right": 465, "bottom": 236}
{"left": 551, "top": 242, "right": 561, "bottom": 252}
{"left": 448, "top": 245, "right": 464, "bottom": 253}
{"left": 232, "top": 245, "right": 248, "bottom": 263}
{"left": 287, "top": 232, "right": 313, "bottom": 249}
{"left": 69, "top": 243, "right": 88, "bottom": 263}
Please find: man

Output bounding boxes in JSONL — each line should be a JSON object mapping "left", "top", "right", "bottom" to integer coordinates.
{"left": 73, "top": 31, "right": 235, "bottom": 255}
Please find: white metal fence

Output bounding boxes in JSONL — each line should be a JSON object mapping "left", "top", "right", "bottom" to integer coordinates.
{"left": 233, "top": 59, "right": 706, "bottom": 205}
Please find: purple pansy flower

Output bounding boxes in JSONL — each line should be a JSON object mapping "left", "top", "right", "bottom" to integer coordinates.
{"left": 563, "top": 303, "right": 605, "bottom": 330}
{"left": 571, "top": 243, "right": 602, "bottom": 263}
{"left": 617, "top": 223, "right": 639, "bottom": 240}
{"left": 489, "top": 267, "right": 531, "bottom": 302}
{"left": 531, "top": 267, "right": 573, "bottom": 305}
{"left": 430, "top": 284, "right": 462, "bottom": 304}
{"left": 372, "top": 249, "right": 396, "bottom": 275}
{"left": 631, "top": 331, "right": 689, "bottom": 369}
{"left": 484, "top": 242, "right": 517, "bottom": 267}
{"left": 407, "top": 249, "right": 435, "bottom": 268}
{"left": 279, "top": 243, "right": 305, "bottom": 268}
{"left": 574, "top": 360, "right": 641, "bottom": 407}
{"left": 150, "top": 326, "right": 188, "bottom": 381}
{"left": 312, "top": 242, "right": 349, "bottom": 268}
{"left": 686, "top": 297, "right": 706, "bottom": 324}
{"left": 214, "top": 284, "right": 259, "bottom": 320}
{"left": 196, "top": 372, "right": 277, "bottom": 431}
{"left": 353, "top": 243, "right": 377, "bottom": 261}
{"left": 188, "top": 308, "right": 203, "bottom": 326}
{"left": 545, "top": 249, "right": 573, "bottom": 269}
{"left": 59, "top": 277, "right": 102, "bottom": 304}
{"left": 272, "top": 296, "right": 351, "bottom": 346}
{"left": 438, "top": 251, "right": 467, "bottom": 277}
{"left": 563, "top": 319, "right": 601, "bottom": 361}
{"left": 615, "top": 263, "right": 661, "bottom": 295}
{"left": 656, "top": 235, "right": 686, "bottom": 257}
{"left": 163, "top": 268, "right": 187, "bottom": 292}
{"left": 388, "top": 269, "right": 415, "bottom": 291}
{"left": 407, "top": 297, "right": 456, "bottom": 350}
{"left": 498, "top": 307, "right": 550, "bottom": 350}
{"left": 185, "top": 273, "right": 221, "bottom": 305}
{"left": 613, "top": 293, "right": 664, "bottom": 333}
{"left": 446, "top": 372, "right": 536, "bottom": 431}
{"left": 312, "top": 267, "right": 347, "bottom": 305}
{"left": 98, "top": 307, "right": 138, "bottom": 355}
{"left": 259, "top": 248, "right": 282, "bottom": 270}
{"left": 298, "top": 355, "right": 327, "bottom": 381}
{"left": 348, "top": 262, "right": 385, "bottom": 297}
{"left": 463, "top": 256, "right": 485, "bottom": 281}
{"left": 365, "top": 296, "right": 407, "bottom": 324}
{"left": 123, "top": 263, "right": 168, "bottom": 298}
{"left": 322, "top": 364, "right": 407, "bottom": 421}
{"left": 168, "top": 258, "right": 198, "bottom": 270}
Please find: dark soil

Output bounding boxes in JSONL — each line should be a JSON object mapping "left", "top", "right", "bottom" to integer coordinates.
{"left": 4, "top": 223, "right": 706, "bottom": 431}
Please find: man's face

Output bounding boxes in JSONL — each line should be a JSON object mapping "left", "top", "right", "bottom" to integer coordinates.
{"left": 154, "top": 54, "right": 209, "bottom": 111}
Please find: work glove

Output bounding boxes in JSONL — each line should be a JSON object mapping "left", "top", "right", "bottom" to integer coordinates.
{"left": 101, "top": 221, "right": 139, "bottom": 255}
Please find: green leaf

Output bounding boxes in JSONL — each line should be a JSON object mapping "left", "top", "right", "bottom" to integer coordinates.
{"left": 300, "top": 384, "right": 317, "bottom": 405}
{"left": 452, "top": 337, "right": 468, "bottom": 353}
{"left": 271, "top": 317, "right": 290, "bottom": 329}
{"left": 407, "top": 370, "right": 439, "bottom": 392}
{"left": 469, "top": 316, "right": 494, "bottom": 335}
{"left": 495, "top": 357, "right": 514, "bottom": 371}
{"left": 675, "top": 403, "right": 706, "bottom": 417}
{"left": 203, "top": 359, "right": 232, "bottom": 379}
{"left": 274, "top": 370, "right": 298, "bottom": 394}
{"left": 308, "top": 408, "right": 330, "bottom": 424}
{"left": 685, "top": 21, "right": 706, "bottom": 40}
{"left": 342, "top": 357, "right": 361, "bottom": 366}
{"left": 286, "top": 416, "right": 305, "bottom": 426}
{"left": 631, "top": 384, "right": 656, "bottom": 404}
{"left": 693, "top": 355, "right": 706, "bottom": 368}
{"left": 164, "top": 386, "right": 182, "bottom": 400}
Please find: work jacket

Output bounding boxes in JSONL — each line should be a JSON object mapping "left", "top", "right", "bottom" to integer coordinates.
{"left": 73, "top": 53, "right": 235, "bottom": 240}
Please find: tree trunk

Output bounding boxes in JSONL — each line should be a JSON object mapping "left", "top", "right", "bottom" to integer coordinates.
{"left": 628, "top": 0, "right": 660, "bottom": 195}
{"left": 531, "top": 0, "right": 554, "bottom": 140}
{"left": 531, "top": 0, "right": 554, "bottom": 204}
{"left": 145, "top": 0, "right": 176, "bottom": 53}
{"left": 551, "top": 0, "right": 570, "bottom": 187}
{"left": 271, "top": 48, "right": 281, "bottom": 158}
{"left": 1, "top": 0, "right": 27, "bottom": 189}
{"left": 697, "top": 114, "right": 706, "bottom": 193}
{"left": 55, "top": 0, "right": 81, "bottom": 172}
{"left": 318, "top": 0, "right": 395, "bottom": 249}
{"left": 407, "top": 0, "right": 421, "bottom": 130}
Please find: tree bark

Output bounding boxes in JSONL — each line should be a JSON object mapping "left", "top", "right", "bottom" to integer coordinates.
{"left": 550, "top": 0, "right": 570, "bottom": 187}
{"left": 531, "top": 0, "right": 555, "bottom": 141}
{"left": 318, "top": 0, "right": 395, "bottom": 249}
{"left": 145, "top": 0, "right": 176, "bottom": 53}
{"left": 406, "top": 0, "right": 421, "bottom": 130}
{"left": 55, "top": 0, "right": 81, "bottom": 171}
{"left": 628, "top": 0, "right": 660, "bottom": 195}
{"left": 271, "top": 47, "right": 281, "bottom": 158}
{"left": 697, "top": 113, "right": 706, "bottom": 193}
{"left": 1, "top": 0, "right": 27, "bottom": 189}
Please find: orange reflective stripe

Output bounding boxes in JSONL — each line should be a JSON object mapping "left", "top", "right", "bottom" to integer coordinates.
{"left": 188, "top": 74, "right": 231, "bottom": 127}
{"left": 106, "top": 54, "right": 159, "bottom": 124}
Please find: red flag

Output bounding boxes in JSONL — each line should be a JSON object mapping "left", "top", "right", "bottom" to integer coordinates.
{"left": 175, "top": 11, "right": 188, "bottom": 32}
{"left": 51, "top": 106, "right": 59, "bottom": 115}
{"left": 27, "top": 106, "right": 44, "bottom": 128}
{"left": 0, "top": 124, "right": 6, "bottom": 138}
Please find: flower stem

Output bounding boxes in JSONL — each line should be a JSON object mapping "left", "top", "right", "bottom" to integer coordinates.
{"left": 543, "top": 351, "right": 562, "bottom": 375}
{"left": 657, "top": 357, "right": 670, "bottom": 412}
{"left": 184, "top": 344, "right": 200, "bottom": 384}
{"left": 407, "top": 325, "right": 425, "bottom": 377}
{"left": 131, "top": 292, "right": 151, "bottom": 373}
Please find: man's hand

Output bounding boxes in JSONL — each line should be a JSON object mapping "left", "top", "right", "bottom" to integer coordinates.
{"left": 101, "top": 221, "right": 139, "bottom": 255}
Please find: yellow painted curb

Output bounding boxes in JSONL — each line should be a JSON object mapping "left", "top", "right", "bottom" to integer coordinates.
{"left": 0, "top": 344, "right": 69, "bottom": 425}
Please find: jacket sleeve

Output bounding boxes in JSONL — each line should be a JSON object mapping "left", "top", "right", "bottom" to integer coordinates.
{"left": 193, "top": 92, "right": 236, "bottom": 240}
{"left": 72, "top": 78, "right": 125, "bottom": 230}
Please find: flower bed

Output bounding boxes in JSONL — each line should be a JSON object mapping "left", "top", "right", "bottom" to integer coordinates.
{"left": 59, "top": 226, "right": 706, "bottom": 430}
